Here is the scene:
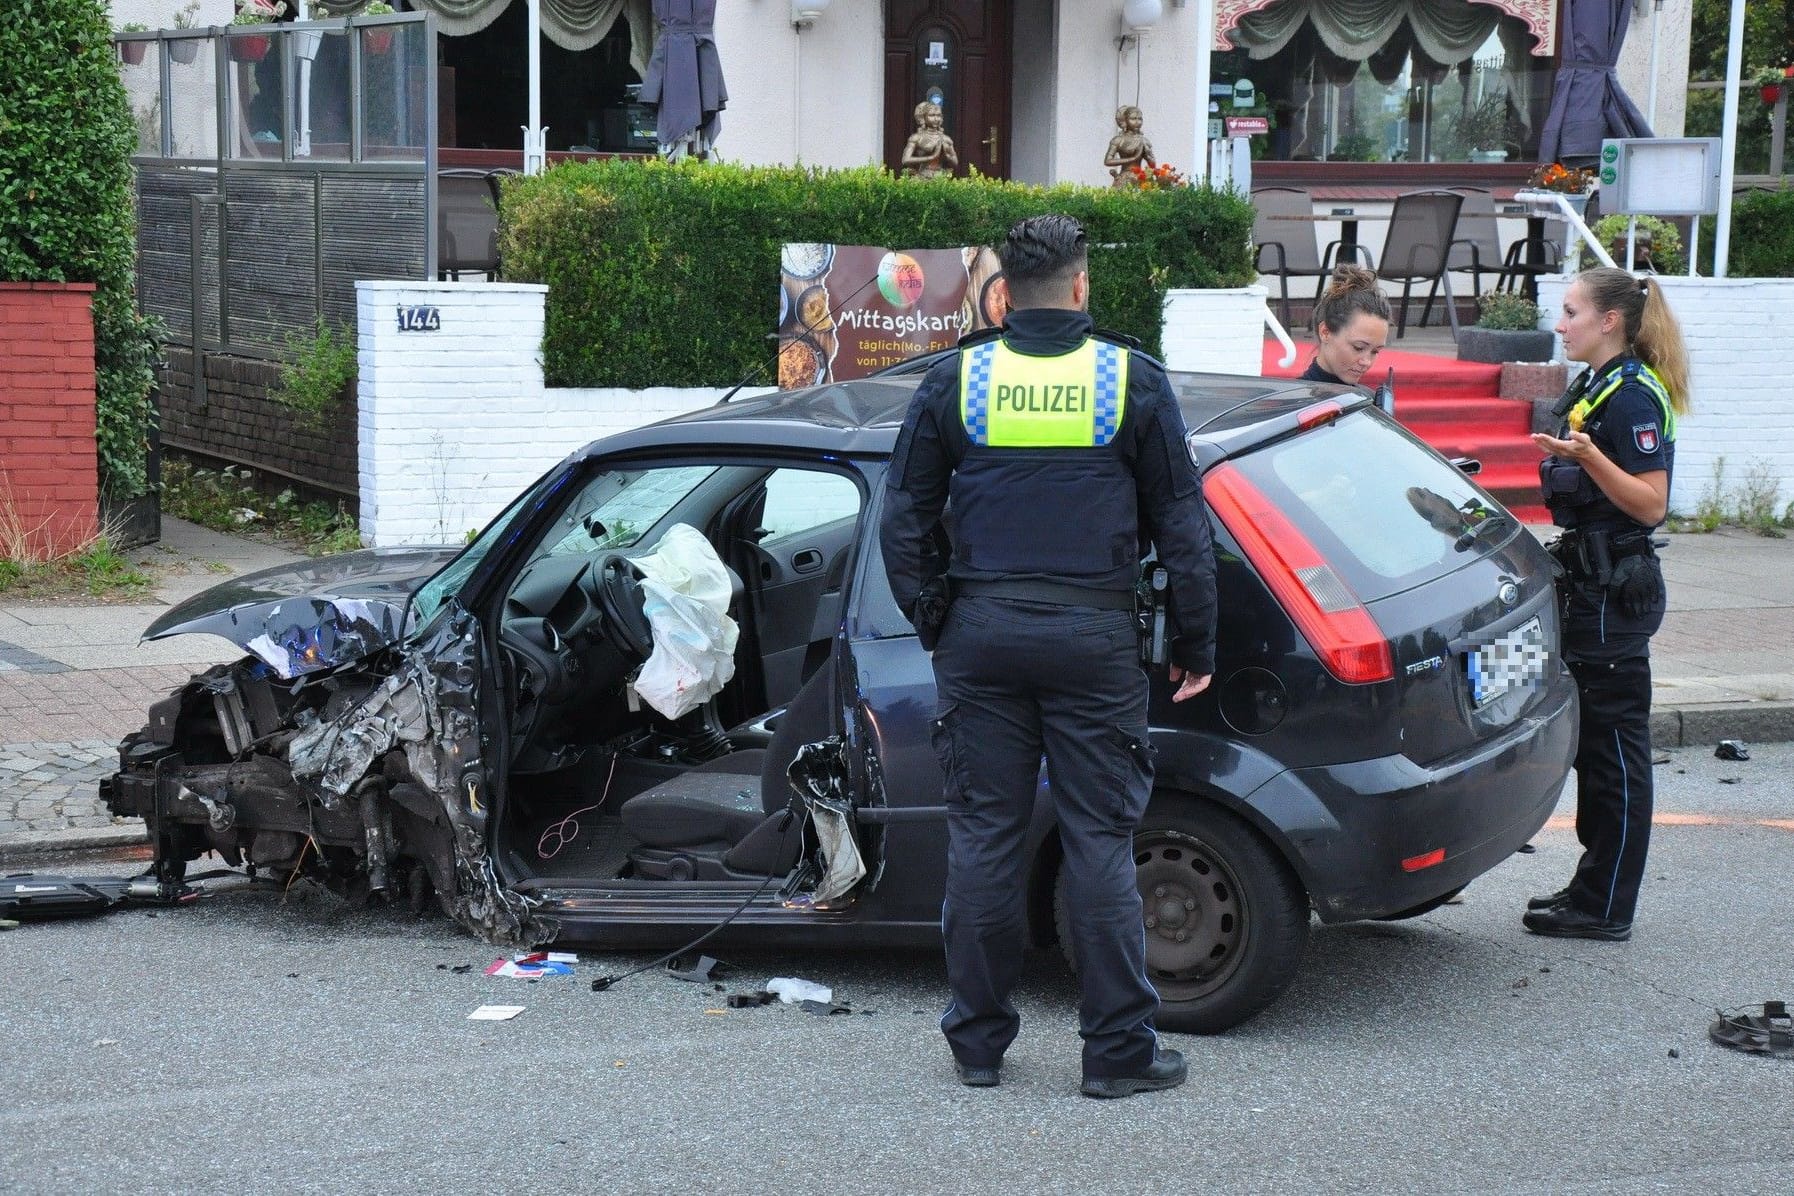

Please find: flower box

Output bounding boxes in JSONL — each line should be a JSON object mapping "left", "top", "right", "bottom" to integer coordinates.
{"left": 119, "top": 40, "right": 148, "bottom": 65}
{"left": 230, "top": 34, "right": 271, "bottom": 63}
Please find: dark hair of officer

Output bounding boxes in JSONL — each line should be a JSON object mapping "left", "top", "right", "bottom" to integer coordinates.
{"left": 1572, "top": 267, "right": 1691, "bottom": 414}
{"left": 1312, "top": 263, "right": 1392, "bottom": 334}
{"left": 997, "top": 214, "right": 1089, "bottom": 308}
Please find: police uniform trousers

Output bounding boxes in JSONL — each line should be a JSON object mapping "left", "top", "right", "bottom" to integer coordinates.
{"left": 1561, "top": 584, "right": 1659, "bottom": 925}
{"left": 930, "top": 594, "right": 1159, "bottom": 1077}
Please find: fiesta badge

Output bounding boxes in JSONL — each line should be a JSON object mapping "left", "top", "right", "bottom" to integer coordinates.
{"left": 1633, "top": 424, "right": 1660, "bottom": 454}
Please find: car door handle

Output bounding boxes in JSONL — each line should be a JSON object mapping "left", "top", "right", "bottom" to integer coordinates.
{"left": 792, "top": 548, "right": 824, "bottom": 574}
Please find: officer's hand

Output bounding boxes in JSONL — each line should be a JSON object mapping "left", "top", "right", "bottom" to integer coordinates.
{"left": 1610, "top": 554, "right": 1661, "bottom": 620}
{"left": 1168, "top": 665, "right": 1211, "bottom": 703}
{"left": 1530, "top": 430, "right": 1598, "bottom": 462}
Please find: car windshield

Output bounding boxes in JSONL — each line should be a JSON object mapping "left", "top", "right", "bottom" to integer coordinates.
{"left": 1227, "top": 410, "right": 1514, "bottom": 602}
{"left": 408, "top": 472, "right": 562, "bottom": 631}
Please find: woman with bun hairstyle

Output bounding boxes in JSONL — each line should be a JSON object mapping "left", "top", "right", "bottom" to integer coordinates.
{"left": 1524, "top": 268, "right": 1691, "bottom": 942}
{"left": 1301, "top": 264, "right": 1392, "bottom": 388}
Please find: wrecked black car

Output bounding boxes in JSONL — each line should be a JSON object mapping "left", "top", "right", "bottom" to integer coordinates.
{"left": 104, "top": 373, "right": 1575, "bottom": 1032}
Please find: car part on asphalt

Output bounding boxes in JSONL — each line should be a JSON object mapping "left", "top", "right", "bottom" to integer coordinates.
{"left": 1709, "top": 1001, "right": 1793, "bottom": 1057}
{"left": 1715, "top": 740, "right": 1751, "bottom": 761}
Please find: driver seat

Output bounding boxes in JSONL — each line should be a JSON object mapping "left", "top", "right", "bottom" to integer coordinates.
{"left": 618, "top": 666, "right": 834, "bottom": 878}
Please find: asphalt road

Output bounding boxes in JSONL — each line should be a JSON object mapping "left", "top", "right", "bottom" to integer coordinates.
{"left": 3, "top": 744, "right": 1791, "bottom": 1195}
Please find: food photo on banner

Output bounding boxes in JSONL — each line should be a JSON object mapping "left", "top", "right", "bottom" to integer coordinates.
{"left": 777, "top": 243, "right": 1007, "bottom": 388}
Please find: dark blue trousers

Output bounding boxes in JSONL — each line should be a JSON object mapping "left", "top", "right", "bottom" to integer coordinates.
{"left": 929, "top": 595, "right": 1159, "bottom": 1078}
{"left": 1565, "top": 656, "right": 1654, "bottom": 924}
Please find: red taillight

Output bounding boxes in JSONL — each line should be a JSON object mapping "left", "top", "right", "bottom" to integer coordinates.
{"left": 1204, "top": 463, "right": 1394, "bottom": 684}
{"left": 1402, "top": 848, "right": 1446, "bottom": 872}
{"left": 1296, "top": 400, "right": 1343, "bottom": 430}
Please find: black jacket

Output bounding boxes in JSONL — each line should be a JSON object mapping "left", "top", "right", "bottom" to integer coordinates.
{"left": 879, "top": 308, "right": 1219, "bottom": 674}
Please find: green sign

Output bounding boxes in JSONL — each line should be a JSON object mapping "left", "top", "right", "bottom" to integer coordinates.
{"left": 1601, "top": 165, "right": 1618, "bottom": 184}
{"left": 1602, "top": 143, "right": 1620, "bottom": 162}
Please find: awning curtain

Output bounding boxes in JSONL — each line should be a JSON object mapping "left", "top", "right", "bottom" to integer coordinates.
{"left": 1536, "top": 0, "right": 1653, "bottom": 161}
{"left": 320, "top": 0, "right": 653, "bottom": 61}
{"left": 1229, "top": 0, "right": 1502, "bottom": 69}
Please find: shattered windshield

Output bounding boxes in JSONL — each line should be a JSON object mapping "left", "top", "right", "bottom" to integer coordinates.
{"left": 408, "top": 473, "right": 560, "bottom": 632}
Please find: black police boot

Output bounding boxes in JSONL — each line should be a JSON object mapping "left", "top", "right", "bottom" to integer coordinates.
{"left": 1526, "top": 886, "right": 1573, "bottom": 911}
{"left": 1080, "top": 1048, "right": 1188, "bottom": 1099}
{"left": 1522, "top": 904, "right": 1632, "bottom": 942}
{"left": 954, "top": 1060, "right": 1001, "bottom": 1088}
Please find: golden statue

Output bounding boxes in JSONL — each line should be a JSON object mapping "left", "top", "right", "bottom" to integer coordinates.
{"left": 901, "top": 101, "right": 959, "bottom": 179}
{"left": 1104, "top": 105, "right": 1156, "bottom": 186}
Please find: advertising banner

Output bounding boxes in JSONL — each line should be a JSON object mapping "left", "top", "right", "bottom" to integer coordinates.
{"left": 777, "top": 243, "right": 1007, "bottom": 388}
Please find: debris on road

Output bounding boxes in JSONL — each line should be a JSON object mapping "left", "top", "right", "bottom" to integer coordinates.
{"left": 1710, "top": 1002, "right": 1793, "bottom": 1057}
{"left": 727, "top": 991, "right": 777, "bottom": 1008}
{"left": 2, "top": 873, "right": 196, "bottom": 921}
{"left": 1715, "top": 740, "right": 1751, "bottom": 762}
{"left": 766, "top": 976, "right": 832, "bottom": 1004}
{"left": 666, "top": 953, "right": 726, "bottom": 983}
{"left": 467, "top": 1005, "right": 526, "bottom": 1021}
{"left": 486, "top": 954, "right": 575, "bottom": 979}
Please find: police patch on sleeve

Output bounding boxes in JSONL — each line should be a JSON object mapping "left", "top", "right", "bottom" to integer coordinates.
{"left": 1632, "top": 424, "right": 1660, "bottom": 454}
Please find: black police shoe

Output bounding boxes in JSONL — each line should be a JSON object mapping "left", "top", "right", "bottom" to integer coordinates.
{"left": 1080, "top": 1048, "right": 1188, "bottom": 1099}
{"left": 954, "top": 1060, "right": 1000, "bottom": 1088}
{"left": 1522, "top": 904, "right": 1632, "bottom": 941}
{"left": 1526, "top": 886, "right": 1573, "bottom": 911}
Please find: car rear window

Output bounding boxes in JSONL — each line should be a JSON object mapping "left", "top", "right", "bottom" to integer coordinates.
{"left": 1222, "top": 411, "right": 1514, "bottom": 602}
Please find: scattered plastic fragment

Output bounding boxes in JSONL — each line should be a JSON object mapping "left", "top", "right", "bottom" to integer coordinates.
{"left": 727, "top": 991, "right": 777, "bottom": 1008}
{"left": 1710, "top": 1001, "right": 1793, "bottom": 1057}
{"left": 666, "top": 954, "right": 725, "bottom": 983}
{"left": 1715, "top": 740, "right": 1751, "bottom": 762}
{"left": 486, "top": 956, "right": 574, "bottom": 979}
{"left": 801, "top": 999, "right": 853, "bottom": 1016}
{"left": 766, "top": 976, "right": 832, "bottom": 1004}
{"left": 1719, "top": 777, "right": 1740, "bottom": 785}
{"left": 467, "top": 1005, "right": 525, "bottom": 1021}
{"left": 1668, "top": 1048, "right": 1680, "bottom": 1058}
{"left": 93, "top": 1038, "right": 119, "bottom": 1047}
{"left": 0, "top": 919, "right": 18, "bottom": 931}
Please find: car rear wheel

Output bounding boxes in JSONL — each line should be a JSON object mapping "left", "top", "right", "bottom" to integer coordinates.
{"left": 1053, "top": 796, "right": 1310, "bottom": 1034}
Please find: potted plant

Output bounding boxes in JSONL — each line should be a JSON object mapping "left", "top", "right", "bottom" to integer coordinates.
{"left": 118, "top": 22, "right": 149, "bottom": 65}
{"left": 168, "top": 2, "right": 202, "bottom": 64}
{"left": 295, "top": 1, "right": 330, "bottom": 61}
{"left": 1455, "top": 93, "right": 1512, "bottom": 163}
{"left": 1755, "top": 65, "right": 1789, "bottom": 105}
{"left": 1520, "top": 161, "right": 1598, "bottom": 222}
{"left": 230, "top": 0, "right": 287, "bottom": 63}
{"left": 1458, "top": 291, "right": 1553, "bottom": 365}
{"left": 1590, "top": 213, "right": 1685, "bottom": 274}
{"left": 362, "top": 2, "right": 396, "bottom": 55}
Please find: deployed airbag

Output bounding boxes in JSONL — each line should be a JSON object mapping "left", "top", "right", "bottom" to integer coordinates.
{"left": 629, "top": 525, "right": 740, "bottom": 720}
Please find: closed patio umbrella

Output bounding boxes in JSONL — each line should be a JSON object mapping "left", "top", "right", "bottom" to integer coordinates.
{"left": 1538, "top": 0, "right": 1654, "bottom": 162}
{"left": 638, "top": 0, "right": 727, "bottom": 159}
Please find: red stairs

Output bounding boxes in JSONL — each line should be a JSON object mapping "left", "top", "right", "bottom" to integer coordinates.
{"left": 1261, "top": 342, "right": 1549, "bottom": 523}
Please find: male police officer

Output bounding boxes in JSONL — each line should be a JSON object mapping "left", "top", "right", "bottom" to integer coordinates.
{"left": 880, "top": 215, "right": 1218, "bottom": 1098}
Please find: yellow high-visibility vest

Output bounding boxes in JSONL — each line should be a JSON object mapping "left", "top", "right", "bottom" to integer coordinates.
{"left": 1567, "top": 360, "right": 1677, "bottom": 441}
{"left": 958, "top": 337, "right": 1129, "bottom": 447}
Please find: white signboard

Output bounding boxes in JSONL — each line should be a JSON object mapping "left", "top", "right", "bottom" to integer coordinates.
{"left": 1599, "top": 138, "right": 1723, "bottom": 216}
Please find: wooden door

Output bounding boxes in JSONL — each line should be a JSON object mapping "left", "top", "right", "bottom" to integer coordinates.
{"left": 884, "top": 0, "right": 1012, "bottom": 180}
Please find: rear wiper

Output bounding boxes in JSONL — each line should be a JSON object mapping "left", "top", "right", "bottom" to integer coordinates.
{"left": 1453, "top": 507, "right": 1516, "bottom": 552}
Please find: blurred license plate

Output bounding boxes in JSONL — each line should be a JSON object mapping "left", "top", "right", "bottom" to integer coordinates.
{"left": 1467, "top": 617, "right": 1548, "bottom": 705}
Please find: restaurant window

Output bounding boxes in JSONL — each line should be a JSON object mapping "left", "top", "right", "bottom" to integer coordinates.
{"left": 1213, "top": 0, "right": 1556, "bottom": 164}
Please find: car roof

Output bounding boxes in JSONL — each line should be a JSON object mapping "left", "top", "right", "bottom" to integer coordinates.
{"left": 579, "top": 371, "right": 1359, "bottom": 460}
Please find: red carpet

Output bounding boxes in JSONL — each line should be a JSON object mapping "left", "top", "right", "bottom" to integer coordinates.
{"left": 1262, "top": 342, "right": 1549, "bottom": 523}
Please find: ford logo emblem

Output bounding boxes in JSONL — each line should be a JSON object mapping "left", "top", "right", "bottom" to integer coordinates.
{"left": 1498, "top": 581, "right": 1521, "bottom": 607}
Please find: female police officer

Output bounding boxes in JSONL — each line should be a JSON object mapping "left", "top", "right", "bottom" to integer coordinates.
{"left": 1300, "top": 263, "right": 1391, "bottom": 388}
{"left": 1526, "top": 267, "right": 1690, "bottom": 941}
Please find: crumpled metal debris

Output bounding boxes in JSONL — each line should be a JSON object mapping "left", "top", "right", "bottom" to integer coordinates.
{"left": 1709, "top": 1001, "right": 1794, "bottom": 1057}
{"left": 783, "top": 738, "right": 866, "bottom": 907}
{"left": 1715, "top": 740, "right": 1751, "bottom": 762}
{"left": 244, "top": 598, "right": 404, "bottom": 680}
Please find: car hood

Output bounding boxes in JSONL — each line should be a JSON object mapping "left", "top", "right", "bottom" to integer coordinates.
{"left": 143, "top": 546, "right": 464, "bottom": 679}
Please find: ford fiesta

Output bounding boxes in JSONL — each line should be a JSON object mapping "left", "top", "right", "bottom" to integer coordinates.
{"left": 103, "top": 370, "right": 1575, "bottom": 1033}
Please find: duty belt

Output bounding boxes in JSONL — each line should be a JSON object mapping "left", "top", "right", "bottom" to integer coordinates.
{"left": 953, "top": 578, "right": 1136, "bottom": 611}
{"left": 1552, "top": 528, "right": 1655, "bottom": 585}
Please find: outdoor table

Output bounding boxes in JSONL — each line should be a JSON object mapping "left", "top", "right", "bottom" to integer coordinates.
{"left": 1263, "top": 209, "right": 1390, "bottom": 270}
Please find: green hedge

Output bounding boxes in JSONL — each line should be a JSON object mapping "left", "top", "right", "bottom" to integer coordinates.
{"left": 1726, "top": 188, "right": 1794, "bottom": 277}
{"left": 499, "top": 160, "right": 1256, "bottom": 389}
{"left": 0, "top": 0, "right": 159, "bottom": 499}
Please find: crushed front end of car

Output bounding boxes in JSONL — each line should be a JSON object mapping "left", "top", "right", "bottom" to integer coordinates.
{"left": 102, "top": 602, "right": 556, "bottom": 947}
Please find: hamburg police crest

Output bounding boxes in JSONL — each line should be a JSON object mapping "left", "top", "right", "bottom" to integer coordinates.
{"left": 1633, "top": 424, "right": 1660, "bottom": 454}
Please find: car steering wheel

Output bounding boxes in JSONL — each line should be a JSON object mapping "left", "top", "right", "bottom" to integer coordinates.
{"left": 591, "top": 552, "right": 654, "bottom": 660}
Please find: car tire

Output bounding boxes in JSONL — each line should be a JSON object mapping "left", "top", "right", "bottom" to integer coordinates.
{"left": 1054, "top": 795, "right": 1310, "bottom": 1035}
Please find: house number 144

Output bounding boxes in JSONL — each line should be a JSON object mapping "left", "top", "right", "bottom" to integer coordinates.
{"left": 397, "top": 304, "right": 441, "bottom": 332}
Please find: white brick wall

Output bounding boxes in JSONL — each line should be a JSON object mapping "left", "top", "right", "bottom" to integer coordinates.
{"left": 1535, "top": 274, "right": 1794, "bottom": 517}
{"left": 356, "top": 281, "right": 779, "bottom": 546}
{"left": 1162, "top": 286, "right": 1271, "bottom": 377}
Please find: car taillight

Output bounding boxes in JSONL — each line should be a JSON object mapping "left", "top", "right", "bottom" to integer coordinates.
{"left": 1204, "top": 463, "right": 1394, "bottom": 684}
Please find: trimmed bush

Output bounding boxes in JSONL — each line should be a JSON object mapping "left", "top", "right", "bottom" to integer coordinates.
{"left": 0, "top": 0, "right": 159, "bottom": 499}
{"left": 1727, "top": 188, "right": 1794, "bottom": 278}
{"left": 499, "top": 160, "right": 1255, "bottom": 389}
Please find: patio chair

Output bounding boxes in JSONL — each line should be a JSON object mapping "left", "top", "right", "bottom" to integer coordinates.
{"left": 1429, "top": 187, "right": 1507, "bottom": 325}
{"left": 1369, "top": 190, "right": 1463, "bottom": 339}
{"left": 437, "top": 168, "right": 500, "bottom": 280}
{"left": 1251, "top": 186, "right": 1367, "bottom": 329}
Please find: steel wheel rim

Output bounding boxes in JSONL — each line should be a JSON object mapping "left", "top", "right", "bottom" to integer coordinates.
{"left": 1134, "top": 829, "right": 1248, "bottom": 1000}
